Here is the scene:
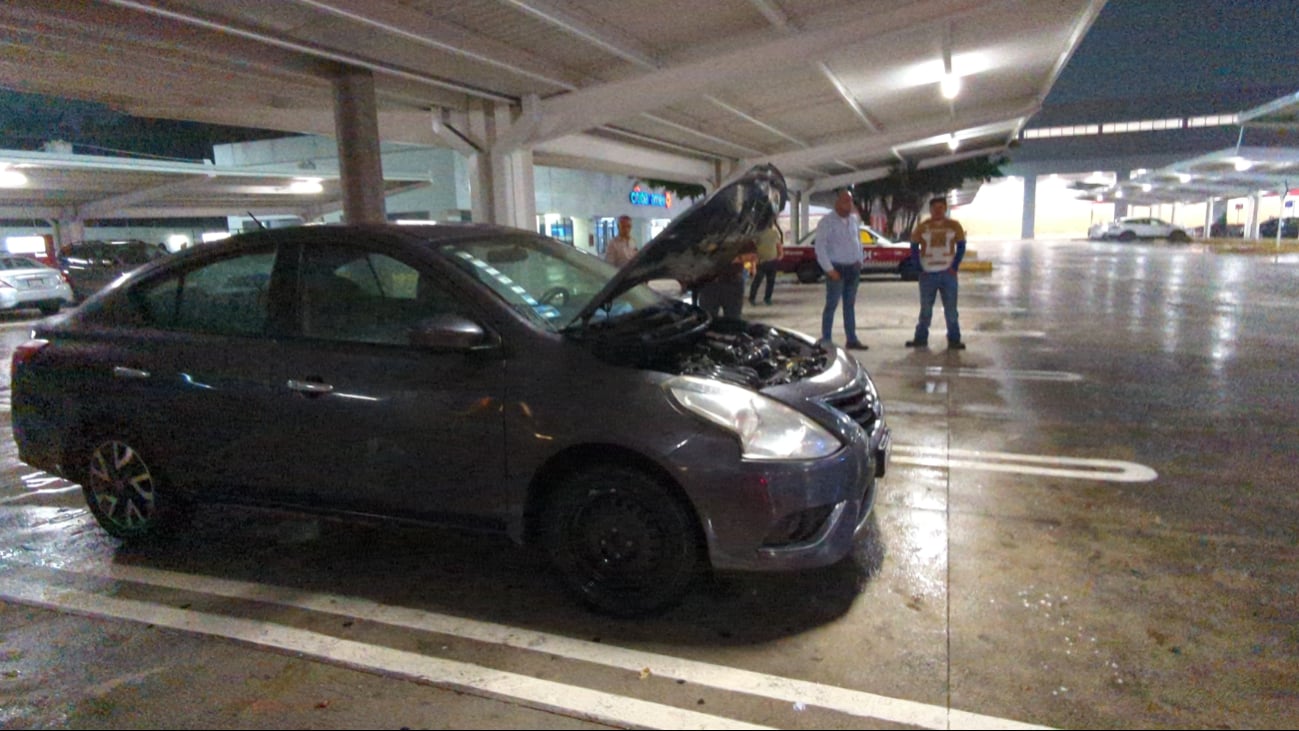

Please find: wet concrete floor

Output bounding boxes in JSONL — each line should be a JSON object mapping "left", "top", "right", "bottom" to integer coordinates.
{"left": 0, "top": 238, "right": 1296, "bottom": 729}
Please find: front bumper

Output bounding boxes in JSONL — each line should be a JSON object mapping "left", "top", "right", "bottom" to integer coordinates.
{"left": 670, "top": 414, "right": 885, "bottom": 573}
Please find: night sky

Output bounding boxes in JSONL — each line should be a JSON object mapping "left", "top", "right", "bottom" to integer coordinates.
{"left": 1046, "top": 0, "right": 1299, "bottom": 106}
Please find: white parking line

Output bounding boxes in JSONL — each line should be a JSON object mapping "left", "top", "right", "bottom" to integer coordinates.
{"left": 0, "top": 576, "right": 770, "bottom": 731}
{"left": 892, "top": 446, "right": 1158, "bottom": 483}
{"left": 8, "top": 560, "right": 1052, "bottom": 730}
{"left": 885, "top": 366, "right": 1084, "bottom": 382}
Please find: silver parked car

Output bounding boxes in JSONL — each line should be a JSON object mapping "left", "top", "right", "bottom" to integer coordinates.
{"left": 1102, "top": 217, "right": 1190, "bottom": 242}
{"left": 0, "top": 256, "right": 76, "bottom": 315}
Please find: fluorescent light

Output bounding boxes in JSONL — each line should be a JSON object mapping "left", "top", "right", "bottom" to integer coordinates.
{"left": 1233, "top": 158, "right": 1253, "bottom": 172}
{"left": 167, "top": 234, "right": 191, "bottom": 249}
{"left": 288, "top": 177, "right": 323, "bottom": 194}
{"left": 201, "top": 232, "right": 232, "bottom": 243}
{"left": 940, "top": 74, "right": 961, "bottom": 99}
{"left": 0, "top": 167, "right": 27, "bottom": 188}
{"left": 946, "top": 134, "right": 960, "bottom": 151}
{"left": 1177, "top": 173, "right": 1193, "bottom": 183}
{"left": 1142, "top": 184, "right": 1153, "bottom": 192}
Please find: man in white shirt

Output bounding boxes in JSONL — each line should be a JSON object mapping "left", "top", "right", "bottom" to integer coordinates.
{"left": 604, "top": 215, "right": 636, "bottom": 267}
{"left": 813, "top": 190, "right": 868, "bottom": 349}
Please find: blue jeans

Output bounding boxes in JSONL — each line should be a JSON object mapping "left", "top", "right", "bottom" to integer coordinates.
{"left": 821, "top": 263, "right": 861, "bottom": 343}
{"left": 914, "top": 270, "right": 961, "bottom": 344}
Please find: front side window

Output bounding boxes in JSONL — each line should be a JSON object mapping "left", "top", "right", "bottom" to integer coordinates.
{"left": 298, "top": 244, "right": 463, "bottom": 346}
{"left": 134, "top": 248, "right": 276, "bottom": 336}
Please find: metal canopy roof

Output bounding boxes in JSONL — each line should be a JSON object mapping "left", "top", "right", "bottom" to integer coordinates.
{"left": 0, "top": 0, "right": 1104, "bottom": 190}
{"left": 0, "top": 148, "right": 430, "bottom": 221}
{"left": 1076, "top": 91, "right": 1299, "bottom": 206}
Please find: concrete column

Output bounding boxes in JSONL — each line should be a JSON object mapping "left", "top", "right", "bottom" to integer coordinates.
{"left": 332, "top": 67, "right": 386, "bottom": 224}
{"left": 1020, "top": 173, "right": 1038, "bottom": 240}
{"left": 1247, "top": 193, "right": 1262, "bottom": 240}
{"left": 463, "top": 101, "right": 537, "bottom": 229}
{"left": 55, "top": 218, "right": 85, "bottom": 247}
{"left": 784, "top": 190, "right": 794, "bottom": 241}
{"left": 799, "top": 195, "right": 810, "bottom": 239}
{"left": 1112, "top": 168, "right": 1130, "bottom": 219}
{"left": 1204, "top": 198, "right": 1215, "bottom": 236}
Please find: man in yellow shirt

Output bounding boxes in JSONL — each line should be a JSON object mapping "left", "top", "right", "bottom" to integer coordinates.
{"left": 907, "top": 197, "right": 967, "bottom": 350}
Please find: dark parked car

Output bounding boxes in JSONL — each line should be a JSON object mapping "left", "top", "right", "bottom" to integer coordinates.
{"left": 12, "top": 166, "right": 890, "bottom": 615}
{"left": 57, "top": 239, "right": 168, "bottom": 301}
{"left": 1259, "top": 217, "right": 1299, "bottom": 239}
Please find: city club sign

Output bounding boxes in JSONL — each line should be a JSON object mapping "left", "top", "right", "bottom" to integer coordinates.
{"left": 629, "top": 184, "right": 672, "bottom": 209}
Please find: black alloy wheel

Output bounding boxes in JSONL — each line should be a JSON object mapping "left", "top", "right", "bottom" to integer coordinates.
{"left": 540, "top": 466, "right": 700, "bottom": 616}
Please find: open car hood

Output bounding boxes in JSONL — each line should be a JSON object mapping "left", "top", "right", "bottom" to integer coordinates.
{"left": 572, "top": 164, "right": 788, "bottom": 326}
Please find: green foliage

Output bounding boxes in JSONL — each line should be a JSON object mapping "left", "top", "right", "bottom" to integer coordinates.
{"left": 852, "top": 155, "right": 1007, "bottom": 237}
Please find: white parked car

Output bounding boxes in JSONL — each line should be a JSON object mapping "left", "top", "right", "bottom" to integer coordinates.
{"left": 0, "top": 256, "right": 76, "bottom": 315}
{"left": 1100, "top": 217, "right": 1190, "bottom": 242}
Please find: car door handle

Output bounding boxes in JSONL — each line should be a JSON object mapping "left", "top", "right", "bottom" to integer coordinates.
{"left": 113, "top": 366, "right": 151, "bottom": 380}
{"left": 286, "top": 379, "right": 334, "bottom": 395}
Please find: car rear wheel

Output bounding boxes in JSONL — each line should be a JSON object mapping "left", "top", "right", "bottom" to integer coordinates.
{"left": 796, "top": 262, "right": 822, "bottom": 284}
{"left": 80, "top": 435, "right": 186, "bottom": 540}
{"left": 38, "top": 302, "right": 60, "bottom": 316}
{"left": 1117, "top": 230, "right": 1137, "bottom": 242}
{"left": 1168, "top": 229, "right": 1190, "bottom": 243}
{"left": 540, "top": 466, "right": 701, "bottom": 616}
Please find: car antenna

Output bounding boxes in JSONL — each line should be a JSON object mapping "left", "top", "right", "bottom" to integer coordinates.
{"left": 247, "top": 212, "right": 267, "bottom": 230}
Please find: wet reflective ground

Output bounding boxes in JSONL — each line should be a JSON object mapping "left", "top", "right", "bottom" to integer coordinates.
{"left": 0, "top": 239, "right": 1296, "bottom": 729}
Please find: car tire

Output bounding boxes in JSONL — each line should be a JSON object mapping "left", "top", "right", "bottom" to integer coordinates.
{"left": 79, "top": 433, "right": 188, "bottom": 541}
{"left": 796, "top": 262, "right": 822, "bottom": 284}
{"left": 540, "top": 465, "right": 701, "bottom": 616}
{"left": 1117, "top": 230, "right": 1137, "bottom": 242}
{"left": 38, "top": 302, "right": 60, "bottom": 316}
{"left": 1168, "top": 229, "right": 1190, "bottom": 243}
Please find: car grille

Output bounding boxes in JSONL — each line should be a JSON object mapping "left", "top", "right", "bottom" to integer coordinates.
{"left": 823, "top": 384, "right": 877, "bottom": 435}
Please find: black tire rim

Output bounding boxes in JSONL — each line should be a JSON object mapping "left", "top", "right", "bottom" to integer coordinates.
{"left": 87, "top": 440, "right": 157, "bottom": 532}
{"left": 564, "top": 489, "right": 668, "bottom": 593}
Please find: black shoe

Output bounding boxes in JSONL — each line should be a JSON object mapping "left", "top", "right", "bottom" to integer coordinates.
{"left": 905, "top": 340, "right": 928, "bottom": 348}
{"left": 846, "top": 341, "right": 869, "bottom": 350}
{"left": 948, "top": 341, "right": 966, "bottom": 350}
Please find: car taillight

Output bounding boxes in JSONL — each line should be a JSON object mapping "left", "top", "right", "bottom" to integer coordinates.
{"left": 11, "top": 339, "right": 49, "bottom": 379}
{"left": 59, "top": 271, "right": 73, "bottom": 287}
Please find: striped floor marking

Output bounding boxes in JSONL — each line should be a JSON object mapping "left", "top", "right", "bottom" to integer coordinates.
{"left": 3, "top": 559, "right": 1052, "bottom": 731}
{"left": 885, "top": 366, "right": 1084, "bottom": 383}
{"left": 892, "top": 446, "right": 1158, "bottom": 483}
{"left": 0, "top": 575, "right": 768, "bottom": 731}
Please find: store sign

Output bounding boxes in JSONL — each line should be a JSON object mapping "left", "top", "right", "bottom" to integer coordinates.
{"left": 629, "top": 185, "right": 671, "bottom": 208}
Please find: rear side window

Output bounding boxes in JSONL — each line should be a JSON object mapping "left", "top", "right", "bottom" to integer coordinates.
{"left": 135, "top": 248, "right": 277, "bottom": 336}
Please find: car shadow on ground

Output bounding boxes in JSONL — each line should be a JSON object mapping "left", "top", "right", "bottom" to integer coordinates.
{"left": 107, "top": 504, "right": 887, "bottom": 645}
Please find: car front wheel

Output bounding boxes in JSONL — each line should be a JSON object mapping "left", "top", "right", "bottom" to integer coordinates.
{"left": 1168, "top": 229, "right": 1190, "bottom": 243}
{"left": 1117, "top": 230, "right": 1137, "bottom": 242}
{"left": 540, "top": 466, "right": 701, "bottom": 616}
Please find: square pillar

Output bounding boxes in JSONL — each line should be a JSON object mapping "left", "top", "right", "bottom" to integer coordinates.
{"left": 332, "top": 67, "right": 387, "bottom": 224}
{"left": 1021, "top": 173, "right": 1038, "bottom": 240}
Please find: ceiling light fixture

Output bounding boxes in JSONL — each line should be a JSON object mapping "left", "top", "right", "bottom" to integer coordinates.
{"left": 946, "top": 134, "right": 960, "bottom": 151}
{"left": 940, "top": 74, "right": 961, "bottom": 100}
{"left": 1233, "top": 158, "right": 1253, "bottom": 172}
{"left": 288, "top": 177, "right": 323, "bottom": 194}
{"left": 0, "top": 165, "right": 28, "bottom": 188}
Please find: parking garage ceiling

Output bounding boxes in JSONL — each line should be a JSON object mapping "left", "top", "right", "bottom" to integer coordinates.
{"left": 0, "top": 0, "right": 1105, "bottom": 206}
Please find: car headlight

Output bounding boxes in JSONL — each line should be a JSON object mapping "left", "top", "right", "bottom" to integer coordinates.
{"left": 664, "top": 375, "right": 842, "bottom": 460}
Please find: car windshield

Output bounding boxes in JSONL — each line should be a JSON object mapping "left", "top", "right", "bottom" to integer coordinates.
{"left": 105, "top": 243, "right": 165, "bottom": 265}
{"left": 438, "top": 234, "right": 666, "bottom": 333}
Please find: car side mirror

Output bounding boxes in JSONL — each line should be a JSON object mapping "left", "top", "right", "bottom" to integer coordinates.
{"left": 409, "top": 314, "right": 498, "bottom": 351}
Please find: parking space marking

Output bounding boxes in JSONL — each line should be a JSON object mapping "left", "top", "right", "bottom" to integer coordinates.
{"left": 0, "top": 575, "right": 770, "bottom": 731}
{"left": 892, "top": 446, "right": 1158, "bottom": 483}
{"left": 884, "top": 366, "right": 1084, "bottom": 383}
{"left": 9, "top": 559, "right": 1051, "bottom": 730}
